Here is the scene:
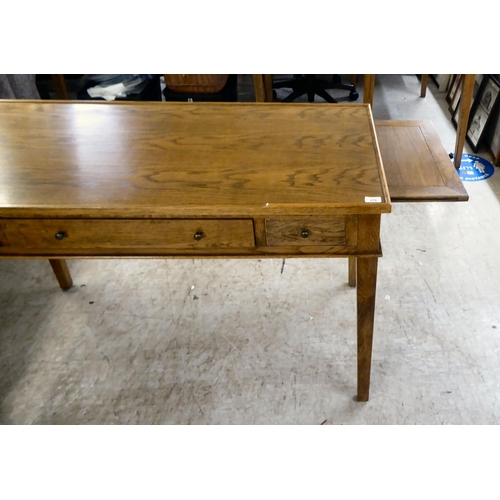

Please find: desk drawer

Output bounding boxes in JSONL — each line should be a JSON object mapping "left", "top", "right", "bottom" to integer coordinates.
{"left": 265, "top": 216, "right": 352, "bottom": 246}
{"left": 0, "top": 219, "right": 255, "bottom": 250}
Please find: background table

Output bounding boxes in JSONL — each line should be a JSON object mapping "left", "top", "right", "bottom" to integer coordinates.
{"left": 253, "top": 74, "right": 476, "bottom": 171}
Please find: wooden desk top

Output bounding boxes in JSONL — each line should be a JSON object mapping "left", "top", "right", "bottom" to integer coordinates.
{"left": 0, "top": 101, "right": 391, "bottom": 218}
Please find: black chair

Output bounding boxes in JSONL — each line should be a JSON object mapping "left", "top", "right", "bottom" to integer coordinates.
{"left": 272, "top": 74, "right": 359, "bottom": 103}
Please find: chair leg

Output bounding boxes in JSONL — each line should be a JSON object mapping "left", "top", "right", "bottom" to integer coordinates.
{"left": 273, "top": 80, "right": 296, "bottom": 89}
{"left": 49, "top": 259, "right": 73, "bottom": 290}
{"left": 282, "top": 89, "right": 307, "bottom": 102}
{"left": 315, "top": 86, "right": 336, "bottom": 103}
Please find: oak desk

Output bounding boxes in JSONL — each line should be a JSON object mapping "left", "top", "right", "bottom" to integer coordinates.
{"left": 0, "top": 101, "right": 453, "bottom": 401}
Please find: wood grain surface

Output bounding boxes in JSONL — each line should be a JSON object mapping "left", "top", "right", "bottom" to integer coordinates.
{"left": 0, "top": 101, "right": 391, "bottom": 218}
{"left": 375, "top": 120, "right": 468, "bottom": 202}
{"left": 0, "top": 246, "right": 378, "bottom": 258}
{"left": 0, "top": 219, "right": 255, "bottom": 249}
{"left": 266, "top": 216, "right": 346, "bottom": 246}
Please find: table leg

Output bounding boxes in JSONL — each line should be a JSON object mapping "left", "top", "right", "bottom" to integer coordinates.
{"left": 264, "top": 75, "right": 273, "bottom": 102}
{"left": 420, "top": 74, "right": 429, "bottom": 97}
{"left": 356, "top": 257, "right": 378, "bottom": 402}
{"left": 454, "top": 74, "right": 475, "bottom": 169}
{"left": 51, "top": 74, "right": 69, "bottom": 100}
{"left": 363, "top": 74, "right": 375, "bottom": 106}
{"left": 348, "top": 257, "right": 357, "bottom": 287}
{"left": 49, "top": 259, "right": 73, "bottom": 290}
{"left": 253, "top": 75, "right": 266, "bottom": 102}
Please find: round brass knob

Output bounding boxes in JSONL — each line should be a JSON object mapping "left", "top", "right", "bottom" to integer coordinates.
{"left": 301, "top": 229, "right": 309, "bottom": 238}
{"left": 55, "top": 231, "right": 67, "bottom": 240}
{"left": 194, "top": 231, "right": 203, "bottom": 241}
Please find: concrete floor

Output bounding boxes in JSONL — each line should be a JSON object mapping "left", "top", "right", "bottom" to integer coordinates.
{"left": 1, "top": 74, "right": 499, "bottom": 424}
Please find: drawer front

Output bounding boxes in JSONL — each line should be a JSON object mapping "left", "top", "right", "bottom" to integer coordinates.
{"left": 265, "top": 216, "right": 355, "bottom": 246}
{"left": 0, "top": 219, "right": 255, "bottom": 250}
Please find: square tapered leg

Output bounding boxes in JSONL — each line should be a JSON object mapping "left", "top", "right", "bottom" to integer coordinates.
{"left": 356, "top": 257, "right": 378, "bottom": 402}
{"left": 49, "top": 259, "right": 73, "bottom": 290}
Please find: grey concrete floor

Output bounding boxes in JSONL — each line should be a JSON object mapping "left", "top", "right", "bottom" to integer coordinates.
{"left": 1, "top": 75, "right": 499, "bottom": 424}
